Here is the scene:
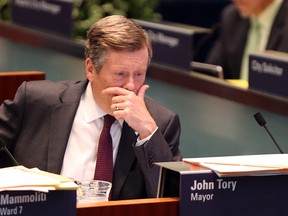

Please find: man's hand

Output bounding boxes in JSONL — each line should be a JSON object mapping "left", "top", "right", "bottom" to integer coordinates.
{"left": 102, "top": 85, "right": 157, "bottom": 139}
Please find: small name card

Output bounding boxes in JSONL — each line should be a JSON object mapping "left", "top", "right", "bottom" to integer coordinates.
{"left": 0, "top": 190, "right": 76, "bottom": 216}
{"left": 135, "top": 19, "right": 209, "bottom": 70}
{"left": 157, "top": 161, "right": 288, "bottom": 216}
{"left": 12, "top": 0, "right": 74, "bottom": 37}
{"left": 249, "top": 50, "right": 288, "bottom": 98}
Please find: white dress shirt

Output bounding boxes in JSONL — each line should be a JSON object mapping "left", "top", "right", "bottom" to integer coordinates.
{"left": 60, "top": 82, "right": 156, "bottom": 181}
{"left": 61, "top": 82, "right": 123, "bottom": 181}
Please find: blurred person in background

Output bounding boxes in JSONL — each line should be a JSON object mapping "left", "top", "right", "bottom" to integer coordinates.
{"left": 206, "top": 0, "right": 288, "bottom": 80}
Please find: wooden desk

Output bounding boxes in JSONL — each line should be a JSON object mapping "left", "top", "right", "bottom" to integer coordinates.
{"left": 0, "top": 22, "right": 84, "bottom": 58}
{"left": 148, "top": 62, "right": 288, "bottom": 116}
{"left": 77, "top": 197, "right": 179, "bottom": 216}
{"left": 1, "top": 22, "right": 288, "bottom": 156}
{"left": 1, "top": 22, "right": 287, "bottom": 115}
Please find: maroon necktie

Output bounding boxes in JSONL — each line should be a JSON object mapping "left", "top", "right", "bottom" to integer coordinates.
{"left": 94, "top": 115, "right": 115, "bottom": 183}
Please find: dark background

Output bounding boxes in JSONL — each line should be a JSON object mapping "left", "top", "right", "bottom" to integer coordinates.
{"left": 158, "top": 0, "right": 230, "bottom": 28}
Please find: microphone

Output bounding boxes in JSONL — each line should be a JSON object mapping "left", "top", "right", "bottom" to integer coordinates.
{"left": 0, "top": 136, "right": 19, "bottom": 166}
{"left": 253, "top": 112, "right": 284, "bottom": 154}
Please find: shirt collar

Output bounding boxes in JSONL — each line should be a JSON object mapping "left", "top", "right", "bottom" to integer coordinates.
{"left": 82, "top": 82, "right": 105, "bottom": 123}
{"left": 252, "top": 0, "right": 283, "bottom": 30}
{"left": 81, "top": 82, "right": 124, "bottom": 126}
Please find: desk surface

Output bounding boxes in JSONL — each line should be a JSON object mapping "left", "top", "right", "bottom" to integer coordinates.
{"left": 1, "top": 22, "right": 287, "bottom": 115}
{"left": 77, "top": 197, "right": 179, "bottom": 216}
{"left": 1, "top": 22, "right": 288, "bottom": 157}
{"left": 148, "top": 62, "right": 288, "bottom": 116}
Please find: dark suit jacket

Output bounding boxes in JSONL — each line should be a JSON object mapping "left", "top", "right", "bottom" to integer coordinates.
{"left": 206, "top": 1, "right": 288, "bottom": 79}
{"left": 0, "top": 79, "right": 182, "bottom": 200}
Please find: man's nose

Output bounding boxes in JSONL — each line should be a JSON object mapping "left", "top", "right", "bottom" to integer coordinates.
{"left": 123, "top": 76, "right": 135, "bottom": 91}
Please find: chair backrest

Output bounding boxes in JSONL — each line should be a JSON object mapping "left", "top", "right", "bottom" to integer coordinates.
{"left": 0, "top": 71, "right": 45, "bottom": 104}
{"left": 0, "top": 71, "right": 45, "bottom": 168}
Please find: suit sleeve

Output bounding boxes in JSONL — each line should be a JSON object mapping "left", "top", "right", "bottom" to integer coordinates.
{"left": 133, "top": 112, "right": 182, "bottom": 197}
{"left": 0, "top": 82, "right": 27, "bottom": 151}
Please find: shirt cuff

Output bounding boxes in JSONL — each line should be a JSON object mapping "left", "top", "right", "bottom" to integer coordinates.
{"left": 135, "top": 127, "right": 158, "bottom": 147}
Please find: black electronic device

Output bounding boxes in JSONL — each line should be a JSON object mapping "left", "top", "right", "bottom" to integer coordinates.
{"left": 254, "top": 112, "right": 284, "bottom": 154}
{"left": 190, "top": 61, "right": 224, "bottom": 79}
{"left": 0, "top": 136, "right": 19, "bottom": 167}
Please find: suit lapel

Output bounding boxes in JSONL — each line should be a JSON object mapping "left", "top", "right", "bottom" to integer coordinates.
{"left": 112, "top": 122, "right": 137, "bottom": 199}
{"left": 47, "top": 80, "right": 88, "bottom": 173}
{"left": 267, "top": 1, "right": 286, "bottom": 49}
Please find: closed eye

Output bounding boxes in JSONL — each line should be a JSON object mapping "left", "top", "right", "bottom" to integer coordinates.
{"left": 113, "top": 72, "right": 127, "bottom": 79}
{"left": 134, "top": 72, "right": 143, "bottom": 77}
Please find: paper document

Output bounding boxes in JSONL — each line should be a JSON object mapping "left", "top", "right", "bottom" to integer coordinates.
{"left": 0, "top": 166, "right": 78, "bottom": 192}
{"left": 184, "top": 154, "right": 288, "bottom": 177}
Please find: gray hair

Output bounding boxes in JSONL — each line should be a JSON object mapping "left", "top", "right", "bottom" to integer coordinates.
{"left": 85, "top": 15, "right": 153, "bottom": 72}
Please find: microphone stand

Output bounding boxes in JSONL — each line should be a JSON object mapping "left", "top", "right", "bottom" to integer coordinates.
{"left": 254, "top": 112, "right": 284, "bottom": 154}
{"left": 0, "top": 137, "right": 19, "bottom": 166}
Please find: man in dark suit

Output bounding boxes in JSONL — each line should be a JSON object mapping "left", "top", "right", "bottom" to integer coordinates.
{"left": 206, "top": 0, "right": 288, "bottom": 79}
{"left": 0, "top": 15, "right": 182, "bottom": 200}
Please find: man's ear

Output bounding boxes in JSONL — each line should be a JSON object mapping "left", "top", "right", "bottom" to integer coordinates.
{"left": 85, "top": 58, "right": 95, "bottom": 81}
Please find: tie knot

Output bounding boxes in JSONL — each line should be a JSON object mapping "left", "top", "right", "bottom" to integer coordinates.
{"left": 251, "top": 18, "right": 261, "bottom": 30}
{"left": 103, "top": 115, "right": 116, "bottom": 129}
